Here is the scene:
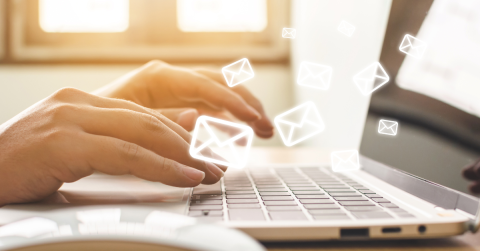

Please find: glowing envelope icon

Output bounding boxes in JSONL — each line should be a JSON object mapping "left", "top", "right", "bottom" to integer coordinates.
{"left": 297, "top": 61, "right": 333, "bottom": 90}
{"left": 274, "top": 102, "right": 325, "bottom": 147}
{"left": 331, "top": 150, "right": 360, "bottom": 172}
{"left": 378, "top": 119, "right": 398, "bottom": 136}
{"left": 399, "top": 34, "right": 427, "bottom": 59}
{"left": 282, "top": 28, "right": 296, "bottom": 38}
{"left": 190, "top": 116, "right": 254, "bottom": 169}
{"left": 222, "top": 58, "right": 254, "bottom": 87}
{"left": 353, "top": 62, "right": 389, "bottom": 95}
{"left": 337, "top": 20, "right": 355, "bottom": 37}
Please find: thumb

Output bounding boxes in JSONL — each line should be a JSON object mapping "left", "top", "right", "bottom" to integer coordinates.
{"left": 155, "top": 108, "right": 199, "bottom": 131}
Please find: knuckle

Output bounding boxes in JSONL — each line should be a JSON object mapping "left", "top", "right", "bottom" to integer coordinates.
{"left": 120, "top": 141, "right": 142, "bottom": 163}
{"left": 51, "top": 87, "right": 83, "bottom": 101}
{"left": 50, "top": 103, "right": 80, "bottom": 119}
{"left": 140, "top": 114, "right": 166, "bottom": 133}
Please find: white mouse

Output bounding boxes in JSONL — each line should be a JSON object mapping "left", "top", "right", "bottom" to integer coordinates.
{"left": 0, "top": 209, "right": 265, "bottom": 251}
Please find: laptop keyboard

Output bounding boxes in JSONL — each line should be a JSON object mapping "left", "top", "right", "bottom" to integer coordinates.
{"left": 188, "top": 167, "right": 417, "bottom": 221}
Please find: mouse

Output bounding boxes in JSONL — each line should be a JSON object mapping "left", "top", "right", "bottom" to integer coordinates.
{"left": 0, "top": 209, "right": 265, "bottom": 251}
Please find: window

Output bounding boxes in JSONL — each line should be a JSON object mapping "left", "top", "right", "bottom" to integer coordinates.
{"left": 39, "top": 0, "right": 129, "bottom": 33}
{"left": 7, "top": 0, "right": 289, "bottom": 63}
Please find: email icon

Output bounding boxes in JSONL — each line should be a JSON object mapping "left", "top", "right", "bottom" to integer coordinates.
{"left": 353, "top": 62, "right": 389, "bottom": 95}
{"left": 337, "top": 20, "right": 355, "bottom": 37}
{"left": 222, "top": 58, "right": 254, "bottom": 87}
{"left": 297, "top": 61, "right": 333, "bottom": 90}
{"left": 190, "top": 116, "right": 254, "bottom": 169}
{"left": 331, "top": 150, "right": 360, "bottom": 172}
{"left": 399, "top": 34, "right": 427, "bottom": 59}
{"left": 282, "top": 28, "right": 296, "bottom": 39}
{"left": 378, "top": 119, "right": 398, "bottom": 136}
{"left": 274, "top": 102, "right": 325, "bottom": 146}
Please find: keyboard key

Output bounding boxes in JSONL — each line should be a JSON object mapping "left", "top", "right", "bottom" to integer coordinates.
{"left": 299, "top": 199, "right": 334, "bottom": 204}
{"left": 189, "top": 211, "right": 223, "bottom": 217}
{"left": 295, "top": 195, "right": 328, "bottom": 199}
{"left": 333, "top": 197, "right": 368, "bottom": 201}
{"left": 344, "top": 206, "right": 382, "bottom": 211}
{"left": 264, "top": 201, "right": 298, "bottom": 206}
{"left": 255, "top": 182, "right": 282, "bottom": 185}
{"left": 189, "top": 205, "right": 223, "bottom": 210}
{"left": 379, "top": 203, "right": 399, "bottom": 208}
{"left": 320, "top": 185, "right": 349, "bottom": 188}
{"left": 191, "top": 195, "right": 222, "bottom": 200}
{"left": 227, "top": 199, "right": 258, "bottom": 204}
{"left": 359, "top": 190, "right": 376, "bottom": 194}
{"left": 226, "top": 191, "right": 255, "bottom": 195}
{"left": 292, "top": 191, "right": 324, "bottom": 195}
{"left": 259, "top": 192, "right": 290, "bottom": 196}
{"left": 227, "top": 194, "right": 257, "bottom": 199}
{"left": 352, "top": 212, "right": 393, "bottom": 219}
{"left": 190, "top": 200, "right": 223, "bottom": 205}
{"left": 227, "top": 204, "right": 261, "bottom": 209}
{"left": 372, "top": 198, "right": 390, "bottom": 203}
{"left": 193, "top": 183, "right": 222, "bottom": 195}
{"left": 262, "top": 196, "right": 294, "bottom": 201}
{"left": 225, "top": 188, "right": 254, "bottom": 191}
{"left": 256, "top": 185, "right": 285, "bottom": 188}
{"left": 287, "top": 184, "right": 316, "bottom": 187}
{"left": 229, "top": 209, "right": 266, "bottom": 221}
{"left": 329, "top": 192, "right": 361, "bottom": 197}
{"left": 324, "top": 188, "right": 353, "bottom": 192}
{"left": 365, "top": 194, "right": 383, "bottom": 198}
{"left": 308, "top": 209, "right": 345, "bottom": 215}
{"left": 339, "top": 201, "right": 374, "bottom": 206}
{"left": 313, "top": 215, "right": 350, "bottom": 220}
{"left": 267, "top": 206, "right": 301, "bottom": 211}
{"left": 257, "top": 188, "right": 288, "bottom": 192}
{"left": 225, "top": 184, "right": 252, "bottom": 187}
{"left": 389, "top": 208, "right": 408, "bottom": 213}
{"left": 290, "top": 187, "right": 320, "bottom": 191}
{"left": 269, "top": 211, "right": 308, "bottom": 221}
{"left": 304, "top": 204, "right": 339, "bottom": 209}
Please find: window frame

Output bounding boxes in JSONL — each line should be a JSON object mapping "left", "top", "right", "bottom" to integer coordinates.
{"left": 9, "top": 0, "right": 290, "bottom": 63}
{"left": 0, "top": 0, "right": 4, "bottom": 60}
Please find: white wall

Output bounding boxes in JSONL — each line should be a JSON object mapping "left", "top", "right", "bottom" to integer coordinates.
{"left": 0, "top": 64, "right": 292, "bottom": 146}
{"left": 291, "top": 0, "right": 392, "bottom": 150}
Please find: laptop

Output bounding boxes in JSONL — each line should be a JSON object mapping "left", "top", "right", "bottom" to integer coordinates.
{"left": 1, "top": 0, "right": 480, "bottom": 243}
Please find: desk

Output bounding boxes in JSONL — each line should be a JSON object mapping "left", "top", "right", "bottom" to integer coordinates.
{"left": 246, "top": 147, "right": 480, "bottom": 251}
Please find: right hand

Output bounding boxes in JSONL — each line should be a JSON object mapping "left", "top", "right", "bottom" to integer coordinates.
{"left": 0, "top": 88, "right": 225, "bottom": 206}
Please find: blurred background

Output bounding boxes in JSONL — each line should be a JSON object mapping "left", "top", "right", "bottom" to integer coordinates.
{"left": 0, "top": 0, "right": 479, "bottom": 193}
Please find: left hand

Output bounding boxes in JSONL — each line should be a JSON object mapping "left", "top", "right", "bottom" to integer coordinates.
{"left": 462, "top": 158, "right": 480, "bottom": 193}
{"left": 94, "top": 60, "right": 274, "bottom": 138}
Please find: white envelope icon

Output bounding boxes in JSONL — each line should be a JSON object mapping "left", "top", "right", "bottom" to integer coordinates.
{"left": 399, "top": 34, "right": 427, "bottom": 59}
{"left": 378, "top": 119, "right": 398, "bottom": 136}
{"left": 297, "top": 62, "right": 333, "bottom": 90}
{"left": 331, "top": 150, "right": 360, "bottom": 172}
{"left": 337, "top": 20, "right": 355, "bottom": 37}
{"left": 189, "top": 116, "right": 253, "bottom": 169}
{"left": 353, "top": 62, "right": 390, "bottom": 95}
{"left": 282, "top": 28, "right": 296, "bottom": 39}
{"left": 274, "top": 102, "right": 325, "bottom": 147}
{"left": 222, "top": 58, "right": 254, "bottom": 87}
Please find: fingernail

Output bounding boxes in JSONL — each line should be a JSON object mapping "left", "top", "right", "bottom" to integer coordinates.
{"left": 206, "top": 162, "right": 224, "bottom": 178}
{"left": 182, "top": 166, "right": 205, "bottom": 181}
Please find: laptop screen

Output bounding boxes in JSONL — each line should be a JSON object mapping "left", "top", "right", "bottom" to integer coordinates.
{"left": 359, "top": 0, "right": 480, "bottom": 195}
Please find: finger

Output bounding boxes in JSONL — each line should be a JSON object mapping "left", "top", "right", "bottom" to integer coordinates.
{"left": 77, "top": 107, "right": 225, "bottom": 183}
{"left": 194, "top": 68, "right": 274, "bottom": 138}
{"left": 155, "top": 108, "right": 199, "bottom": 132}
{"left": 469, "top": 181, "right": 480, "bottom": 194}
{"left": 159, "top": 66, "right": 262, "bottom": 122}
{"left": 82, "top": 133, "right": 206, "bottom": 187}
{"left": 462, "top": 159, "right": 480, "bottom": 181}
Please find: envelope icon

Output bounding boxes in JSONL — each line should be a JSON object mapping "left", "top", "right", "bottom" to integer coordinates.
{"left": 222, "top": 58, "right": 254, "bottom": 87}
{"left": 297, "top": 62, "right": 333, "bottom": 90}
{"left": 399, "top": 34, "right": 427, "bottom": 59}
{"left": 337, "top": 20, "right": 355, "bottom": 37}
{"left": 378, "top": 119, "right": 398, "bottom": 136}
{"left": 274, "top": 102, "right": 325, "bottom": 146}
{"left": 189, "top": 116, "right": 253, "bottom": 168}
{"left": 282, "top": 28, "right": 296, "bottom": 39}
{"left": 353, "top": 62, "right": 390, "bottom": 95}
{"left": 331, "top": 150, "right": 360, "bottom": 172}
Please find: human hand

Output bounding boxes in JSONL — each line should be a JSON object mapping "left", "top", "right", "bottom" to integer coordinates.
{"left": 93, "top": 60, "right": 274, "bottom": 137}
{"left": 462, "top": 158, "right": 480, "bottom": 193}
{"left": 0, "top": 88, "right": 225, "bottom": 206}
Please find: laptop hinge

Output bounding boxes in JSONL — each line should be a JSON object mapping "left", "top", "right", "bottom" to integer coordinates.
{"left": 468, "top": 199, "right": 480, "bottom": 233}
